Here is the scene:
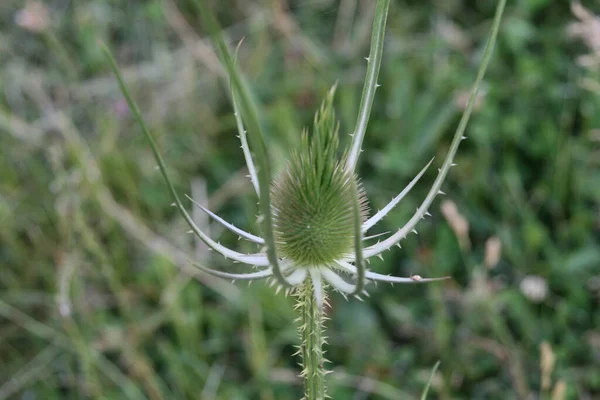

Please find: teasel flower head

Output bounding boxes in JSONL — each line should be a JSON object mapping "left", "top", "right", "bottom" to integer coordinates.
{"left": 272, "top": 86, "right": 368, "bottom": 268}
{"left": 102, "top": 0, "right": 506, "bottom": 308}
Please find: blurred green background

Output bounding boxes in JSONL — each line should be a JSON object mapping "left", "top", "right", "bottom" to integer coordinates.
{"left": 1, "top": 0, "right": 599, "bottom": 399}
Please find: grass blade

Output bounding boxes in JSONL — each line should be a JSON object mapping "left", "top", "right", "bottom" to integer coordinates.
{"left": 421, "top": 361, "right": 441, "bottom": 400}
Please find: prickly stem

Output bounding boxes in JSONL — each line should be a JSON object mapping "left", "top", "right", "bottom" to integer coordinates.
{"left": 296, "top": 280, "right": 328, "bottom": 400}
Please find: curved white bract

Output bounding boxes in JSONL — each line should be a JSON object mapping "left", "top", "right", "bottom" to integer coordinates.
{"left": 233, "top": 106, "right": 260, "bottom": 196}
{"left": 309, "top": 269, "right": 324, "bottom": 309}
{"left": 186, "top": 194, "right": 264, "bottom": 244}
{"left": 362, "top": 231, "right": 390, "bottom": 241}
{"left": 362, "top": 158, "right": 434, "bottom": 233}
{"left": 193, "top": 264, "right": 273, "bottom": 280}
{"left": 365, "top": 271, "right": 449, "bottom": 284}
{"left": 285, "top": 268, "right": 308, "bottom": 286}
{"left": 321, "top": 268, "right": 356, "bottom": 294}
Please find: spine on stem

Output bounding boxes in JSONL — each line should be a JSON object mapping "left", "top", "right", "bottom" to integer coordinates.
{"left": 295, "top": 279, "right": 328, "bottom": 400}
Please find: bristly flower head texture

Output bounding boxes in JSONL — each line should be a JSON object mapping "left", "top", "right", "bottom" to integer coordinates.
{"left": 272, "top": 86, "right": 368, "bottom": 267}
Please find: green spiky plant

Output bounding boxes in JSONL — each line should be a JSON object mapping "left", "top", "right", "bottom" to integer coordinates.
{"left": 102, "top": 0, "right": 506, "bottom": 398}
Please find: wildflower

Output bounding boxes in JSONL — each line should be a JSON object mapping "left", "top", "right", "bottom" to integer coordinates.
{"left": 103, "top": 0, "right": 505, "bottom": 309}
{"left": 104, "top": 1, "right": 506, "bottom": 396}
{"left": 187, "top": 85, "right": 446, "bottom": 308}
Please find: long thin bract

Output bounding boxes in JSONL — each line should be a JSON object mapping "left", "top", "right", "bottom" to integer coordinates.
{"left": 350, "top": 178, "right": 365, "bottom": 295}
{"left": 362, "top": 158, "right": 434, "bottom": 233}
{"left": 195, "top": 1, "right": 293, "bottom": 287}
{"left": 185, "top": 194, "right": 264, "bottom": 244}
{"left": 345, "top": 0, "right": 390, "bottom": 173}
{"left": 347, "top": 0, "right": 391, "bottom": 295}
{"left": 101, "top": 45, "right": 269, "bottom": 267}
{"left": 232, "top": 42, "right": 260, "bottom": 196}
{"left": 363, "top": 0, "right": 506, "bottom": 258}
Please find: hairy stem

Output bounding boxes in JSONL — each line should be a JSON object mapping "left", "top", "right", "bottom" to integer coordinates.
{"left": 296, "top": 280, "right": 327, "bottom": 400}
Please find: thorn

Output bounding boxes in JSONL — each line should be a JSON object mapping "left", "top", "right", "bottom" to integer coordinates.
{"left": 365, "top": 56, "right": 370, "bottom": 62}
{"left": 187, "top": 230, "right": 194, "bottom": 234}
{"left": 395, "top": 243, "right": 402, "bottom": 249}
{"left": 438, "top": 168, "right": 441, "bottom": 172}
{"left": 248, "top": 281, "right": 253, "bottom": 286}
{"left": 354, "top": 295, "right": 364, "bottom": 302}
{"left": 375, "top": 83, "right": 382, "bottom": 88}
{"left": 234, "top": 112, "right": 238, "bottom": 116}
{"left": 170, "top": 202, "right": 176, "bottom": 207}
{"left": 377, "top": 254, "right": 384, "bottom": 261}
{"left": 154, "top": 165, "right": 159, "bottom": 170}
{"left": 461, "top": 136, "right": 467, "bottom": 140}
{"left": 411, "top": 275, "right": 422, "bottom": 281}
{"left": 425, "top": 211, "right": 432, "bottom": 217}
{"left": 412, "top": 229, "right": 418, "bottom": 235}
{"left": 232, "top": 280, "right": 236, "bottom": 284}
{"left": 438, "top": 190, "right": 446, "bottom": 195}
{"left": 275, "top": 285, "right": 282, "bottom": 295}
{"left": 451, "top": 163, "right": 457, "bottom": 167}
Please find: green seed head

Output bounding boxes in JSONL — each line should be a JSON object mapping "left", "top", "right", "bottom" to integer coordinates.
{"left": 271, "top": 87, "right": 368, "bottom": 266}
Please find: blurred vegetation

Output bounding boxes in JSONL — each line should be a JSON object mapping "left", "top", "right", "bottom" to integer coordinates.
{"left": 1, "top": 0, "right": 599, "bottom": 399}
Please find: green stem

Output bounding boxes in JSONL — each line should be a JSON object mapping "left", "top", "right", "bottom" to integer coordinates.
{"left": 298, "top": 280, "right": 327, "bottom": 400}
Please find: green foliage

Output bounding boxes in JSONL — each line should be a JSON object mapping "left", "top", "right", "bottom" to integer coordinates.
{"left": 1, "top": 0, "right": 599, "bottom": 399}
